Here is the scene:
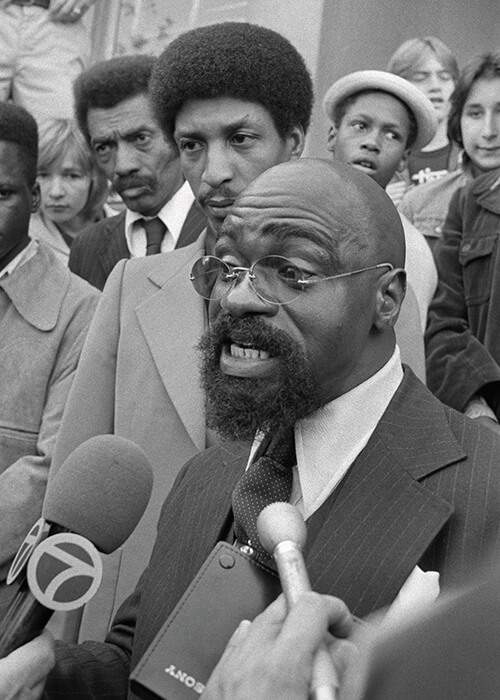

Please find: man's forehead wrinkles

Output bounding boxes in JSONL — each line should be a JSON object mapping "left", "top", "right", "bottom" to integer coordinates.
{"left": 230, "top": 200, "right": 341, "bottom": 234}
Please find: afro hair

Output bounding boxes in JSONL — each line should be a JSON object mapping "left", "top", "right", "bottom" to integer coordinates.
{"left": 0, "top": 103, "right": 38, "bottom": 184}
{"left": 74, "top": 54, "right": 156, "bottom": 143}
{"left": 150, "top": 22, "right": 313, "bottom": 140}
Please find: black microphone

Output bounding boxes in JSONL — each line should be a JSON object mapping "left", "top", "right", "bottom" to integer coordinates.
{"left": 0, "top": 435, "right": 153, "bottom": 658}
{"left": 257, "top": 502, "right": 339, "bottom": 700}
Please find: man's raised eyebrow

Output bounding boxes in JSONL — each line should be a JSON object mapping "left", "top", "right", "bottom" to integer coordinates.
{"left": 260, "top": 221, "right": 331, "bottom": 246}
{"left": 91, "top": 125, "right": 153, "bottom": 144}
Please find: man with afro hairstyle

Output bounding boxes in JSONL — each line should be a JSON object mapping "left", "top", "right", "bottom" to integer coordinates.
{"left": 50, "top": 21, "right": 312, "bottom": 645}
{"left": 67, "top": 54, "right": 206, "bottom": 290}
{"left": 0, "top": 102, "right": 98, "bottom": 605}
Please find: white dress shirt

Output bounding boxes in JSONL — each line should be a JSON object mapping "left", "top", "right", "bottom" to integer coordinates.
{"left": 292, "top": 347, "right": 403, "bottom": 518}
{"left": 124, "top": 181, "right": 195, "bottom": 258}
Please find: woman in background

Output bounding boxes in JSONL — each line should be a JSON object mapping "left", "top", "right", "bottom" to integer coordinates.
{"left": 425, "top": 51, "right": 500, "bottom": 428}
{"left": 30, "top": 119, "right": 108, "bottom": 264}
{"left": 387, "top": 36, "right": 459, "bottom": 203}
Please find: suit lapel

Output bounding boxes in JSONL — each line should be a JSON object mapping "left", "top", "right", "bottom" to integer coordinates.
{"left": 179, "top": 444, "right": 248, "bottom": 566}
{"left": 135, "top": 237, "right": 207, "bottom": 450}
{"left": 132, "top": 445, "right": 248, "bottom": 667}
{"left": 98, "top": 212, "right": 129, "bottom": 279}
{"left": 305, "top": 371, "right": 464, "bottom": 617}
{"left": 175, "top": 202, "right": 206, "bottom": 250}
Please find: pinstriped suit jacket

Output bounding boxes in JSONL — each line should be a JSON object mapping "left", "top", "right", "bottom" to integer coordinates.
{"left": 68, "top": 202, "right": 206, "bottom": 291}
{"left": 46, "top": 369, "right": 500, "bottom": 698}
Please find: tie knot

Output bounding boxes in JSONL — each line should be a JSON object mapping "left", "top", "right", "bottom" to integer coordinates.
{"left": 142, "top": 217, "right": 166, "bottom": 255}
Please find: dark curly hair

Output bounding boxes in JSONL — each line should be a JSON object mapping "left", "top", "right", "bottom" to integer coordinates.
{"left": 150, "top": 22, "right": 313, "bottom": 140}
{"left": 0, "top": 103, "right": 38, "bottom": 184}
{"left": 74, "top": 54, "right": 156, "bottom": 143}
{"left": 448, "top": 51, "right": 500, "bottom": 165}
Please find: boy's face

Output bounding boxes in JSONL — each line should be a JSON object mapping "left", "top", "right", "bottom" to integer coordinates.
{"left": 328, "top": 91, "right": 411, "bottom": 188}
{"left": 0, "top": 141, "right": 39, "bottom": 269}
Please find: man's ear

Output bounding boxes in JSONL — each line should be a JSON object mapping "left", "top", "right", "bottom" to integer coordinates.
{"left": 373, "top": 267, "right": 406, "bottom": 330}
{"left": 327, "top": 125, "right": 337, "bottom": 153}
{"left": 286, "top": 125, "right": 305, "bottom": 160}
{"left": 31, "top": 181, "right": 41, "bottom": 213}
{"left": 396, "top": 148, "right": 410, "bottom": 174}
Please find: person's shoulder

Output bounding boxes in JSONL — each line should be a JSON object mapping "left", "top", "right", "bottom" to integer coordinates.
{"left": 72, "top": 211, "right": 126, "bottom": 248}
{"left": 444, "top": 404, "right": 500, "bottom": 474}
{"left": 402, "top": 169, "right": 468, "bottom": 209}
{"left": 120, "top": 230, "right": 207, "bottom": 287}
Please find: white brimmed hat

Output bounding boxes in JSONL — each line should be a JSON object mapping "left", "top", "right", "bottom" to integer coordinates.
{"left": 323, "top": 70, "right": 438, "bottom": 151}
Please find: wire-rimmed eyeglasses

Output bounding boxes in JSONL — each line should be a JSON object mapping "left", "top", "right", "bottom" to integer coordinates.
{"left": 190, "top": 255, "right": 394, "bottom": 306}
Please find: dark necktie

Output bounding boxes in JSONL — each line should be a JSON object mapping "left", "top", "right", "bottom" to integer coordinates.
{"left": 142, "top": 217, "right": 166, "bottom": 255}
{"left": 232, "top": 428, "right": 295, "bottom": 565}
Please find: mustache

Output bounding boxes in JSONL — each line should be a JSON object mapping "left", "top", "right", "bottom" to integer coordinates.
{"left": 200, "top": 314, "right": 299, "bottom": 358}
{"left": 197, "top": 186, "right": 238, "bottom": 207}
{"left": 114, "top": 176, "right": 154, "bottom": 194}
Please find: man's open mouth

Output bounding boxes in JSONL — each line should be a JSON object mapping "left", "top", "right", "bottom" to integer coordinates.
{"left": 228, "top": 342, "right": 271, "bottom": 360}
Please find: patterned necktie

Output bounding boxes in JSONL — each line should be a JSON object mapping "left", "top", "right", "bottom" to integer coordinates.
{"left": 232, "top": 428, "right": 295, "bottom": 565}
{"left": 142, "top": 217, "right": 166, "bottom": 255}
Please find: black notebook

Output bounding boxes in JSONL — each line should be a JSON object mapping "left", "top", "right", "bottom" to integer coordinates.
{"left": 130, "top": 541, "right": 281, "bottom": 699}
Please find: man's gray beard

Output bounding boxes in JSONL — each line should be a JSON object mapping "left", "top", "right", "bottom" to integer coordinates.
{"left": 198, "top": 315, "right": 323, "bottom": 442}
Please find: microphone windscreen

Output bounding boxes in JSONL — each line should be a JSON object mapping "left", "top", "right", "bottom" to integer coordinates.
{"left": 257, "top": 502, "right": 307, "bottom": 554}
{"left": 43, "top": 435, "right": 153, "bottom": 553}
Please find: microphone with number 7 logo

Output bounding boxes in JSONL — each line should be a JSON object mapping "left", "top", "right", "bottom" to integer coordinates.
{"left": 0, "top": 435, "right": 153, "bottom": 658}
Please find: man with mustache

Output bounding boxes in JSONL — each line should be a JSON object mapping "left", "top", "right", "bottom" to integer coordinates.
{"left": 50, "top": 22, "right": 312, "bottom": 642}
{"left": 67, "top": 54, "right": 206, "bottom": 290}
{"left": 8, "top": 157, "right": 499, "bottom": 699}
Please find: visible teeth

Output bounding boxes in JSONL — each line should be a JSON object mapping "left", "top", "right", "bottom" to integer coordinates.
{"left": 230, "top": 343, "right": 270, "bottom": 360}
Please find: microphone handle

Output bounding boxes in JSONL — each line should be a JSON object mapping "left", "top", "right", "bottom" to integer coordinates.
{"left": 0, "top": 523, "right": 69, "bottom": 658}
{"left": 273, "top": 540, "right": 339, "bottom": 700}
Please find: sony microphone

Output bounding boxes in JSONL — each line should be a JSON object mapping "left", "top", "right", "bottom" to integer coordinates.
{"left": 257, "top": 502, "right": 339, "bottom": 700}
{"left": 0, "top": 435, "right": 153, "bottom": 658}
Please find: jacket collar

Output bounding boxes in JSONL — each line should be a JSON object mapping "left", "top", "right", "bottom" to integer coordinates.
{"left": 135, "top": 232, "right": 208, "bottom": 450}
{"left": 97, "top": 211, "right": 129, "bottom": 277}
{"left": 0, "top": 242, "right": 70, "bottom": 331}
{"left": 471, "top": 168, "right": 500, "bottom": 215}
{"left": 304, "top": 369, "right": 463, "bottom": 615}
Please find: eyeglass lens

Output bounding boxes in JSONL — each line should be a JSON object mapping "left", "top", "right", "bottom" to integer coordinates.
{"left": 190, "top": 255, "right": 305, "bottom": 305}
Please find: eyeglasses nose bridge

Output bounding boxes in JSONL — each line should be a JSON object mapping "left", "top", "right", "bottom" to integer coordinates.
{"left": 223, "top": 265, "right": 263, "bottom": 303}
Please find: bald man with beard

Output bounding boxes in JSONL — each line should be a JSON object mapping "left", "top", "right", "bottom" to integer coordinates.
{"left": 5, "top": 159, "right": 500, "bottom": 699}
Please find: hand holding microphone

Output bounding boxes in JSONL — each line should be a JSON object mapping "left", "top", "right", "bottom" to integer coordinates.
{"left": 257, "top": 502, "right": 350, "bottom": 700}
{"left": 0, "top": 435, "right": 153, "bottom": 658}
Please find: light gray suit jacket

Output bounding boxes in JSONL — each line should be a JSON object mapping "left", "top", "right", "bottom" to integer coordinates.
{"left": 51, "top": 235, "right": 209, "bottom": 640}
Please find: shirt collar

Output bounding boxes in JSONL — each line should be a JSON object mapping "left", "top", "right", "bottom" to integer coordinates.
{"left": 294, "top": 347, "right": 403, "bottom": 518}
{"left": 124, "top": 181, "right": 195, "bottom": 256}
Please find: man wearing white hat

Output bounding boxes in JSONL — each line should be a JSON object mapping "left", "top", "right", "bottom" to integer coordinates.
{"left": 324, "top": 70, "right": 438, "bottom": 333}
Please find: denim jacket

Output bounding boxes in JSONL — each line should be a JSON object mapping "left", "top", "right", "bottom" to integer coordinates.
{"left": 426, "top": 168, "right": 500, "bottom": 415}
{"left": 399, "top": 167, "right": 472, "bottom": 252}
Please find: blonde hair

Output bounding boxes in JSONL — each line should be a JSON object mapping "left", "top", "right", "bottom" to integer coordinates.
{"left": 37, "top": 118, "right": 108, "bottom": 222}
{"left": 387, "top": 37, "right": 459, "bottom": 84}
